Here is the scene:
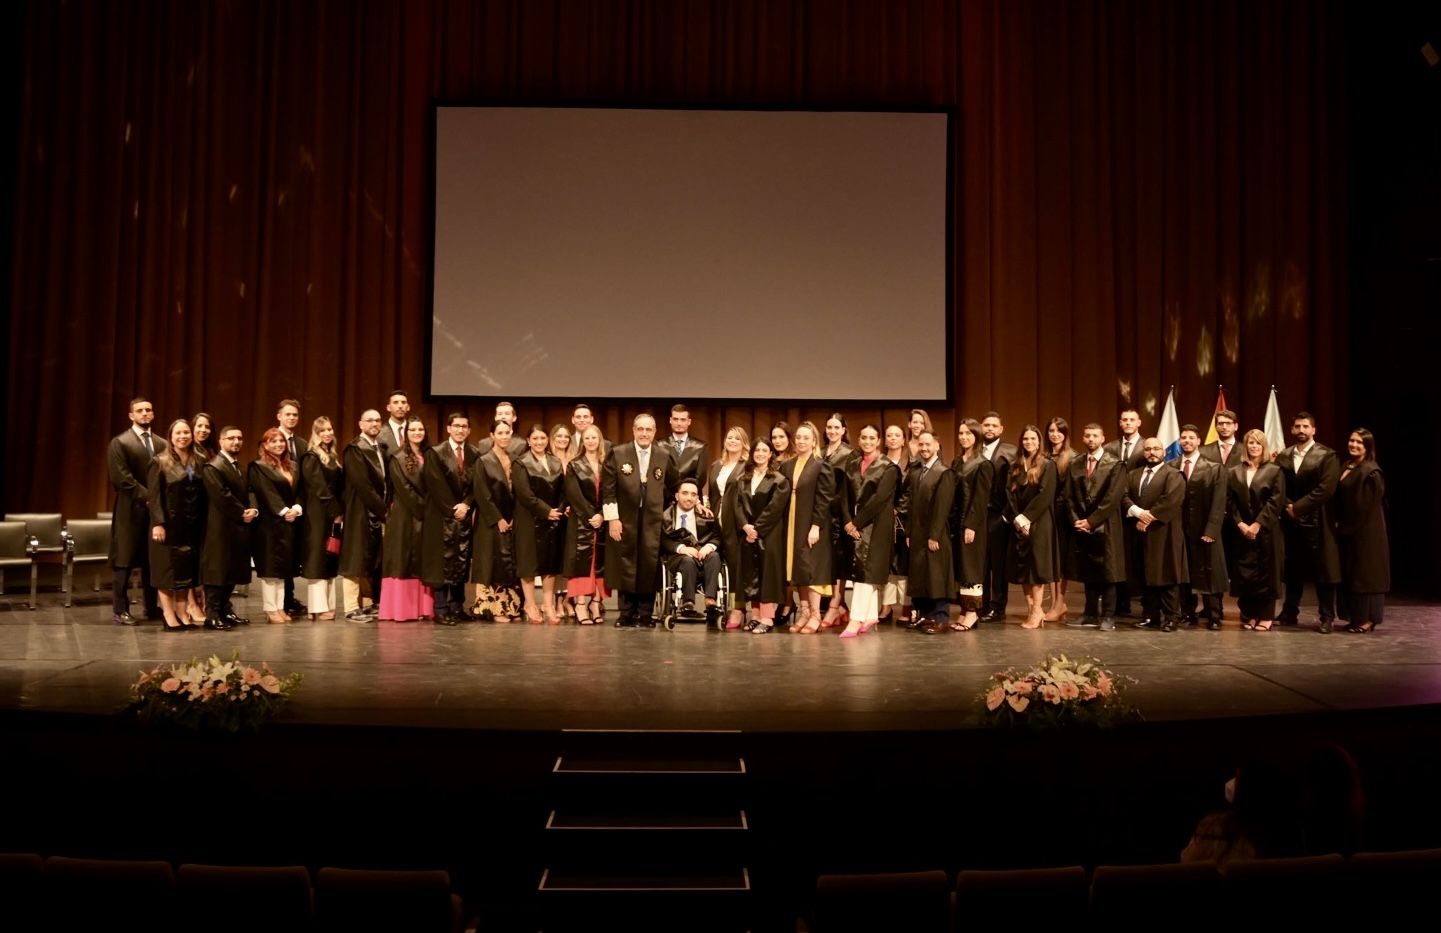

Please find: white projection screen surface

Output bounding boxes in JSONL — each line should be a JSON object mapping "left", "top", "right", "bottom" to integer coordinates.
{"left": 431, "top": 106, "right": 950, "bottom": 402}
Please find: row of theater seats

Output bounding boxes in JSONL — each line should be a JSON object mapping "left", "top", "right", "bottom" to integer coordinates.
{"left": 809, "top": 849, "right": 1441, "bottom": 932}
{"left": 0, "top": 856, "right": 466, "bottom": 933}
{"left": 0, "top": 512, "right": 112, "bottom": 609}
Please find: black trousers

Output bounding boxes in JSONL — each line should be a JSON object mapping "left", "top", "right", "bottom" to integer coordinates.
{"left": 983, "top": 512, "right": 1011, "bottom": 611}
{"left": 203, "top": 583, "right": 235, "bottom": 618}
{"left": 667, "top": 553, "right": 722, "bottom": 603}
{"left": 1237, "top": 594, "right": 1276, "bottom": 621}
{"left": 1182, "top": 585, "right": 1224, "bottom": 622}
{"left": 1083, "top": 582, "right": 1117, "bottom": 618}
{"left": 430, "top": 582, "right": 466, "bottom": 616}
{"left": 1282, "top": 578, "right": 1337, "bottom": 623}
{"left": 1141, "top": 583, "right": 1180, "bottom": 623}
{"left": 619, "top": 590, "right": 656, "bottom": 620}
{"left": 112, "top": 565, "right": 156, "bottom": 615}
{"left": 912, "top": 595, "right": 950, "bottom": 621}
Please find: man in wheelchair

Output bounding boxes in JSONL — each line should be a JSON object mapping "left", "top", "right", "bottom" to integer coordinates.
{"left": 660, "top": 478, "right": 723, "bottom": 625}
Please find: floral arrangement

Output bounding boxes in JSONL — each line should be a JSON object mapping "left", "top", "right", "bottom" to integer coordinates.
{"left": 128, "top": 652, "right": 303, "bottom": 732}
{"left": 980, "top": 654, "right": 1140, "bottom": 730}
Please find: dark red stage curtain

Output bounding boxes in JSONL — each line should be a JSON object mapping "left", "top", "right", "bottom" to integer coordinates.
{"left": 8, "top": 0, "right": 1347, "bottom": 517}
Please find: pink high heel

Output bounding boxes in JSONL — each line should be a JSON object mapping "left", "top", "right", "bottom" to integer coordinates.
{"left": 838, "top": 618, "right": 865, "bottom": 638}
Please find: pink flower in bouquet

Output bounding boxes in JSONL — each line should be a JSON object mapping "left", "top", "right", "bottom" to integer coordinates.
{"left": 1007, "top": 694, "right": 1030, "bottom": 713}
{"left": 1096, "top": 673, "right": 1114, "bottom": 697}
{"left": 1081, "top": 684, "right": 1098, "bottom": 700}
{"left": 1040, "top": 684, "right": 1062, "bottom": 704}
{"left": 160, "top": 678, "right": 181, "bottom": 693}
{"left": 986, "top": 687, "right": 1006, "bottom": 711}
{"left": 242, "top": 668, "right": 262, "bottom": 686}
{"left": 1011, "top": 679, "right": 1034, "bottom": 694}
{"left": 260, "top": 674, "right": 282, "bottom": 694}
{"left": 215, "top": 682, "right": 229, "bottom": 695}
{"left": 1058, "top": 680, "right": 1080, "bottom": 701}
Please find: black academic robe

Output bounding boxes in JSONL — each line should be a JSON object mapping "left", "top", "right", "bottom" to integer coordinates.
{"left": 890, "top": 456, "right": 914, "bottom": 576}
{"left": 474, "top": 435, "right": 528, "bottom": 458}
{"left": 470, "top": 451, "right": 523, "bottom": 586}
{"left": 903, "top": 460, "right": 956, "bottom": 598}
{"left": 1124, "top": 463, "right": 1188, "bottom": 587}
{"left": 515, "top": 451, "right": 566, "bottom": 577}
{"left": 601, "top": 442, "right": 677, "bottom": 593}
{"left": 825, "top": 444, "right": 862, "bottom": 582}
{"left": 338, "top": 436, "right": 387, "bottom": 578}
{"left": 420, "top": 442, "right": 476, "bottom": 588}
{"left": 299, "top": 449, "right": 344, "bottom": 580}
{"left": 108, "top": 428, "right": 168, "bottom": 568}
{"left": 147, "top": 459, "right": 206, "bottom": 590}
{"left": 1175, "top": 457, "right": 1230, "bottom": 594}
{"left": 779, "top": 454, "right": 834, "bottom": 587}
{"left": 200, "top": 455, "right": 255, "bottom": 586}
{"left": 1334, "top": 461, "right": 1389, "bottom": 594}
{"left": 737, "top": 470, "right": 791, "bottom": 604}
{"left": 563, "top": 457, "right": 606, "bottom": 580}
{"left": 1278, "top": 443, "right": 1342, "bottom": 583}
{"left": 248, "top": 461, "right": 300, "bottom": 579}
{"left": 382, "top": 451, "right": 425, "bottom": 580}
{"left": 848, "top": 456, "right": 900, "bottom": 586}
{"left": 1227, "top": 463, "right": 1286, "bottom": 600}
{"left": 1006, "top": 459, "right": 1059, "bottom": 585}
{"left": 660, "top": 504, "right": 720, "bottom": 559}
{"left": 1103, "top": 436, "right": 1148, "bottom": 472}
{"left": 1199, "top": 439, "right": 1240, "bottom": 468}
{"left": 950, "top": 455, "right": 993, "bottom": 587}
{"left": 1047, "top": 449, "right": 1078, "bottom": 579}
{"left": 657, "top": 436, "right": 709, "bottom": 498}
{"left": 1067, "top": 453, "right": 1127, "bottom": 585}
{"left": 706, "top": 459, "right": 747, "bottom": 595}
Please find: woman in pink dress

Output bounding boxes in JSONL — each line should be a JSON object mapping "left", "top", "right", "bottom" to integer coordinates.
{"left": 378, "top": 419, "right": 434, "bottom": 622}
{"left": 563, "top": 424, "right": 609, "bottom": 624}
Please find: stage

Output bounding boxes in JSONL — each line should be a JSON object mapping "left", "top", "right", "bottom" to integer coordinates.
{"left": 4, "top": 587, "right": 1441, "bottom": 731}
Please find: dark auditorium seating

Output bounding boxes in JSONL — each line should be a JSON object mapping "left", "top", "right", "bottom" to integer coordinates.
{"left": 43, "top": 856, "right": 175, "bottom": 930}
{"left": 1347, "top": 848, "right": 1441, "bottom": 917}
{"left": 1220, "top": 853, "right": 1346, "bottom": 925}
{"left": 1090, "top": 862, "right": 1222, "bottom": 925}
{"left": 314, "top": 867, "right": 463, "bottom": 933}
{"left": 0, "top": 853, "right": 43, "bottom": 924}
{"left": 0, "top": 521, "right": 38, "bottom": 609}
{"left": 812, "top": 870, "right": 950, "bottom": 933}
{"left": 176, "top": 864, "right": 313, "bottom": 932}
{"left": 955, "top": 865, "right": 1089, "bottom": 922}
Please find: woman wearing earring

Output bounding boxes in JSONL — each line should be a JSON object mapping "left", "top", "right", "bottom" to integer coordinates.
{"left": 147, "top": 419, "right": 207, "bottom": 630}
{"left": 515, "top": 424, "right": 566, "bottom": 623}
{"left": 950, "top": 418, "right": 993, "bottom": 631}
{"left": 299, "top": 416, "right": 344, "bottom": 620}
{"left": 378, "top": 418, "right": 433, "bottom": 622}
{"left": 1043, "top": 417, "right": 1077, "bottom": 623}
{"left": 250, "top": 428, "right": 303, "bottom": 624}
{"left": 840, "top": 425, "right": 899, "bottom": 636}
{"left": 779, "top": 421, "right": 834, "bottom": 634}
{"left": 1227, "top": 430, "right": 1286, "bottom": 631}
{"left": 1335, "top": 428, "right": 1388, "bottom": 633}
{"left": 821, "top": 414, "right": 861, "bottom": 628}
{"left": 1006, "top": 426, "right": 1058, "bottom": 629}
{"left": 707, "top": 426, "right": 750, "bottom": 630}
{"left": 471, "top": 420, "right": 525, "bottom": 622}
{"left": 906, "top": 409, "right": 933, "bottom": 462}
{"left": 881, "top": 424, "right": 914, "bottom": 624}
{"left": 564, "top": 424, "right": 609, "bottom": 624}
{"left": 738, "top": 437, "right": 792, "bottom": 633}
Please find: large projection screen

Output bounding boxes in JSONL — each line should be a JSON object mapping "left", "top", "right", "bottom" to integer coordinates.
{"left": 431, "top": 106, "right": 950, "bottom": 402}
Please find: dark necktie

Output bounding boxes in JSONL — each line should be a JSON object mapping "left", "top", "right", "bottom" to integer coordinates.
{"left": 1140, "top": 467, "right": 1154, "bottom": 495}
{"left": 141, "top": 432, "right": 154, "bottom": 459}
{"left": 680, "top": 513, "right": 689, "bottom": 533}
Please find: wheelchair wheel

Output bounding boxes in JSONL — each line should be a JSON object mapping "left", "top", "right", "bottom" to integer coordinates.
{"left": 663, "top": 614, "right": 676, "bottom": 631}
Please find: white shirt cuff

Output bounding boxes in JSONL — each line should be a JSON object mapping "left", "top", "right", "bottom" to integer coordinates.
{"left": 602, "top": 503, "right": 619, "bottom": 522}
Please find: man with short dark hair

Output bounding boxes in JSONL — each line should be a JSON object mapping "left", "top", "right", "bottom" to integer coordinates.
{"left": 905, "top": 431, "right": 957, "bottom": 634}
{"left": 200, "top": 426, "right": 258, "bottom": 629}
{"left": 275, "top": 399, "right": 308, "bottom": 615}
{"left": 977, "top": 411, "right": 1017, "bottom": 622}
{"left": 422, "top": 412, "right": 477, "bottom": 624}
{"left": 107, "top": 397, "right": 167, "bottom": 624}
{"left": 1104, "top": 407, "right": 1146, "bottom": 617}
{"left": 603, "top": 413, "right": 678, "bottom": 627}
{"left": 660, "top": 478, "right": 723, "bottom": 625}
{"left": 1199, "top": 409, "right": 1240, "bottom": 466}
{"left": 1277, "top": 411, "right": 1340, "bottom": 633}
{"left": 339, "top": 410, "right": 387, "bottom": 620}
{"left": 1068, "top": 423, "right": 1127, "bottom": 631}
{"left": 656, "top": 403, "right": 708, "bottom": 497}
{"left": 1173, "top": 425, "right": 1229, "bottom": 629}
{"left": 381, "top": 390, "right": 411, "bottom": 455}
{"left": 475, "top": 400, "right": 527, "bottom": 457}
{"left": 1123, "top": 438, "right": 1188, "bottom": 632}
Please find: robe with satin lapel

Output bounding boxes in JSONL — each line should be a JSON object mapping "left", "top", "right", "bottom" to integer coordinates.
{"left": 299, "top": 449, "right": 344, "bottom": 579}
{"left": 706, "top": 458, "right": 746, "bottom": 596}
{"left": 382, "top": 450, "right": 426, "bottom": 580}
{"left": 338, "top": 436, "right": 386, "bottom": 578}
{"left": 1067, "top": 453, "right": 1127, "bottom": 585}
{"left": 949, "top": 455, "right": 993, "bottom": 587}
{"left": 200, "top": 454, "right": 255, "bottom": 586}
{"left": 470, "top": 450, "right": 522, "bottom": 586}
{"left": 1174, "top": 457, "right": 1229, "bottom": 594}
{"left": 602, "top": 442, "right": 677, "bottom": 592}
{"left": 1124, "top": 463, "right": 1188, "bottom": 587}
{"left": 249, "top": 460, "right": 300, "bottom": 579}
{"left": 563, "top": 457, "right": 606, "bottom": 581}
{"left": 420, "top": 442, "right": 476, "bottom": 588}
{"left": 1278, "top": 443, "right": 1342, "bottom": 583}
{"left": 779, "top": 454, "right": 835, "bottom": 586}
{"left": 1226, "top": 462, "right": 1286, "bottom": 600}
{"left": 1006, "top": 458, "right": 1059, "bottom": 585}
{"left": 737, "top": 470, "right": 791, "bottom": 604}
{"left": 848, "top": 456, "right": 899, "bottom": 586}
{"left": 1334, "top": 461, "right": 1389, "bottom": 594}
{"left": 902, "top": 460, "right": 956, "bottom": 597}
{"left": 108, "top": 428, "right": 168, "bottom": 567}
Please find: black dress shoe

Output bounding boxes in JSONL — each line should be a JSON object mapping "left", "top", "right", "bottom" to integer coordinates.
{"left": 112, "top": 612, "right": 138, "bottom": 626}
{"left": 705, "top": 607, "right": 722, "bottom": 628}
{"left": 614, "top": 615, "right": 635, "bottom": 628}
{"left": 1207, "top": 619, "right": 1223, "bottom": 630}
{"left": 1069, "top": 616, "right": 1098, "bottom": 628}
{"left": 1277, "top": 613, "right": 1299, "bottom": 627}
{"left": 285, "top": 601, "right": 306, "bottom": 615}
{"left": 434, "top": 613, "right": 459, "bottom": 626}
{"left": 1319, "top": 618, "right": 1333, "bottom": 634}
{"left": 919, "top": 619, "right": 950, "bottom": 635}
{"left": 225, "top": 612, "right": 250, "bottom": 626}
{"left": 203, "top": 616, "right": 233, "bottom": 631}
{"left": 1160, "top": 618, "right": 1178, "bottom": 632}
{"left": 1183, "top": 615, "right": 1200, "bottom": 628}
{"left": 978, "top": 609, "right": 1004, "bottom": 623}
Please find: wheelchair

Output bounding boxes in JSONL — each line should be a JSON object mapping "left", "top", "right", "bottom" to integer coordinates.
{"left": 657, "top": 555, "right": 729, "bottom": 631}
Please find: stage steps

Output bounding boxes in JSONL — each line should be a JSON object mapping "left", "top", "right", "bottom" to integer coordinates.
{"left": 536, "top": 729, "right": 753, "bottom": 932}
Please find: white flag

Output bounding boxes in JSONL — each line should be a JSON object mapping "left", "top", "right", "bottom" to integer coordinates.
{"left": 1158, "top": 389, "right": 1182, "bottom": 461}
{"left": 1263, "top": 387, "right": 1286, "bottom": 457}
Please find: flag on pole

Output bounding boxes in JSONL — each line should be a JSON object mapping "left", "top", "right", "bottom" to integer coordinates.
{"left": 1158, "top": 388, "right": 1182, "bottom": 461}
{"left": 1204, "top": 387, "right": 1228, "bottom": 445}
{"left": 1263, "top": 387, "right": 1286, "bottom": 456}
